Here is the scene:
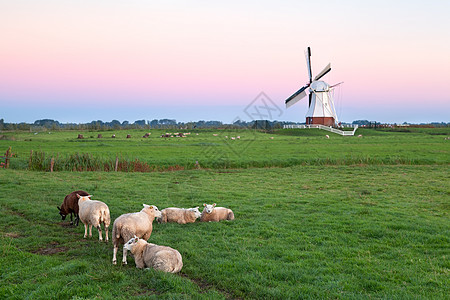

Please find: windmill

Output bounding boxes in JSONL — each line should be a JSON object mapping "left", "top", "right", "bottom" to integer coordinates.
{"left": 285, "top": 47, "right": 342, "bottom": 127}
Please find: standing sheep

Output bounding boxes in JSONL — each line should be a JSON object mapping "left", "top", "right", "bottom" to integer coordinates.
{"left": 77, "top": 194, "right": 111, "bottom": 242}
{"left": 57, "top": 190, "right": 90, "bottom": 226}
{"left": 200, "top": 203, "right": 235, "bottom": 222}
{"left": 112, "top": 204, "right": 162, "bottom": 265}
{"left": 159, "top": 207, "right": 201, "bottom": 224}
{"left": 124, "top": 236, "right": 183, "bottom": 273}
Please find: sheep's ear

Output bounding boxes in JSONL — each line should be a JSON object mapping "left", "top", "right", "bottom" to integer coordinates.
{"left": 213, "top": 203, "right": 216, "bottom": 207}
{"left": 76, "top": 194, "right": 81, "bottom": 199}
{"left": 87, "top": 195, "right": 93, "bottom": 198}
{"left": 203, "top": 203, "right": 206, "bottom": 207}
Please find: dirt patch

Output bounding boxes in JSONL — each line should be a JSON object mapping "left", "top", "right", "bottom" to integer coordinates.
{"left": 57, "top": 222, "right": 75, "bottom": 228}
{"left": 32, "top": 241, "right": 69, "bottom": 255}
{"left": 179, "top": 273, "right": 238, "bottom": 299}
{"left": 4, "top": 232, "right": 21, "bottom": 238}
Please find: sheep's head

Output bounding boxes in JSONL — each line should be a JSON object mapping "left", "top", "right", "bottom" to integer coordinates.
{"left": 202, "top": 203, "right": 216, "bottom": 214}
{"left": 57, "top": 206, "right": 66, "bottom": 220}
{"left": 124, "top": 235, "right": 139, "bottom": 251}
{"left": 143, "top": 204, "right": 162, "bottom": 219}
{"left": 189, "top": 207, "right": 201, "bottom": 219}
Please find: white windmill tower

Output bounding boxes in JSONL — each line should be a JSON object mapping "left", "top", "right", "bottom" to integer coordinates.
{"left": 285, "top": 47, "right": 342, "bottom": 127}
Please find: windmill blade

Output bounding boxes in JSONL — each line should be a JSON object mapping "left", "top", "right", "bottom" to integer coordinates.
{"left": 308, "top": 92, "right": 312, "bottom": 108}
{"left": 305, "top": 47, "right": 312, "bottom": 83}
{"left": 285, "top": 85, "right": 308, "bottom": 108}
{"left": 330, "top": 81, "right": 344, "bottom": 88}
{"left": 314, "top": 63, "right": 331, "bottom": 81}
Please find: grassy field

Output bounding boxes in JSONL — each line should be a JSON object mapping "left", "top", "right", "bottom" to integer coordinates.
{"left": 0, "top": 128, "right": 449, "bottom": 299}
{"left": 1, "top": 127, "right": 449, "bottom": 170}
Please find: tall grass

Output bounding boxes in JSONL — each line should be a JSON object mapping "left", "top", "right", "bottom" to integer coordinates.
{"left": 23, "top": 150, "right": 434, "bottom": 172}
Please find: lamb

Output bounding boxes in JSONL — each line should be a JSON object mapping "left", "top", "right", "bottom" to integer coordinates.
{"left": 77, "top": 194, "right": 111, "bottom": 242}
{"left": 57, "top": 190, "right": 90, "bottom": 226}
{"left": 159, "top": 207, "right": 201, "bottom": 224}
{"left": 200, "top": 203, "right": 234, "bottom": 222}
{"left": 124, "top": 236, "right": 183, "bottom": 273}
{"left": 112, "top": 204, "right": 162, "bottom": 265}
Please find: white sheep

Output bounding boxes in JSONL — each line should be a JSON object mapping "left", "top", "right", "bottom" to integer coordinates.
{"left": 200, "top": 203, "right": 235, "bottom": 222}
{"left": 325, "top": 135, "right": 330, "bottom": 139}
{"left": 159, "top": 207, "right": 201, "bottom": 224}
{"left": 112, "top": 204, "right": 162, "bottom": 265}
{"left": 124, "top": 236, "right": 183, "bottom": 273}
{"left": 77, "top": 194, "right": 111, "bottom": 242}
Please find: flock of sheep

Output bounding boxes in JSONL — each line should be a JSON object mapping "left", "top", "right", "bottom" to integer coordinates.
{"left": 57, "top": 190, "right": 234, "bottom": 273}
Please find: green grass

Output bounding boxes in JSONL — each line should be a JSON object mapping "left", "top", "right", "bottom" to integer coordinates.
{"left": 0, "top": 127, "right": 449, "bottom": 298}
{"left": 1, "top": 127, "right": 449, "bottom": 171}
{"left": 1, "top": 165, "right": 449, "bottom": 299}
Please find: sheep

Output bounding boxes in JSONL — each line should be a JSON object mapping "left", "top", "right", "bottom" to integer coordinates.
{"left": 57, "top": 190, "right": 90, "bottom": 226}
{"left": 77, "top": 134, "right": 84, "bottom": 139}
{"left": 325, "top": 135, "right": 330, "bottom": 139}
{"left": 159, "top": 207, "right": 201, "bottom": 224}
{"left": 112, "top": 204, "right": 162, "bottom": 265}
{"left": 77, "top": 194, "right": 111, "bottom": 242}
{"left": 200, "top": 203, "right": 234, "bottom": 222}
{"left": 124, "top": 236, "right": 182, "bottom": 273}
{"left": 126, "top": 134, "right": 131, "bottom": 138}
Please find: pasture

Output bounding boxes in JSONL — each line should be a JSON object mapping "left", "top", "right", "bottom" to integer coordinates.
{"left": 0, "top": 128, "right": 449, "bottom": 299}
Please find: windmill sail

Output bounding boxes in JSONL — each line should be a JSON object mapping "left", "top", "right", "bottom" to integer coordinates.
{"left": 285, "top": 85, "right": 308, "bottom": 108}
{"left": 314, "top": 63, "right": 331, "bottom": 81}
{"left": 305, "top": 47, "right": 312, "bottom": 83}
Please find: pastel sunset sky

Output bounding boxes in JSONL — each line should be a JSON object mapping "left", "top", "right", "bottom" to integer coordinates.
{"left": 1, "top": 0, "right": 449, "bottom": 124}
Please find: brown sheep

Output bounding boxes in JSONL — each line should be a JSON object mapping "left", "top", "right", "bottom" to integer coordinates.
{"left": 200, "top": 203, "right": 234, "bottom": 222}
{"left": 57, "top": 190, "right": 90, "bottom": 226}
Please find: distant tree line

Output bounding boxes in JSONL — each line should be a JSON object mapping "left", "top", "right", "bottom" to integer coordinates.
{"left": 0, "top": 118, "right": 447, "bottom": 131}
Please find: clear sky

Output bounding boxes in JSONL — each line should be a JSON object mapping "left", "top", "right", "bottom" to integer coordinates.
{"left": 1, "top": 0, "right": 449, "bottom": 124}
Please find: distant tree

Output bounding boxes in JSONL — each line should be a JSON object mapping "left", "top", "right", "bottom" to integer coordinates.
{"left": 134, "top": 120, "right": 146, "bottom": 127}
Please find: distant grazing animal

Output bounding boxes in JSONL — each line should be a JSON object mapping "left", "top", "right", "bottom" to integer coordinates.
{"left": 112, "top": 134, "right": 116, "bottom": 138}
{"left": 143, "top": 133, "right": 150, "bottom": 138}
{"left": 124, "top": 236, "right": 182, "bottom": 273}
{"left": 126, "top": 134, "right": 131, "bottom": 138}
{"left": 159, "top": 207, "right": 201, "bottom": 224}
{"left": 112, "top": 204, "right": 162, "bottom": 265}
{"left": 325, "top": 135, "right": 330, "bottom": 139}
{"left": 77, "top": 194, "right": 111, "bottom": 242}
{"left": 200, "top": 203, "right": 234, "bottom": 222}
{"left": 77, "top": 134, "right": 84, "bottom": 139}
{"left": 57, "top": 190, "right": 90, "bottom": 226}
{"left": 358, "top": 134, "right": 363, "bottom": 138}
{"left": 97, "top": 134, "right": 103, "bottom": 138}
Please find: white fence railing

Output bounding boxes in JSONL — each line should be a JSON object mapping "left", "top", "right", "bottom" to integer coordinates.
{"left": 283, "top": 124, "right": 358, "bottom": 136}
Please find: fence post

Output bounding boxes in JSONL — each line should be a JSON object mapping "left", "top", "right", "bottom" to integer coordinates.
{"left": 115, "top": 156, "right": 119, "bottom": 172}
{"left": 29, "top": 150, "right": 33, "bottom": 170}
{"left": 50, "top": 157, "right": 54, "bottom": 172}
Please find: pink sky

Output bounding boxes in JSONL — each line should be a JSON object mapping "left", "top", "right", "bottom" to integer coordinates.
{"left": 1, "top": 1, "right": 449, "bottom": 124}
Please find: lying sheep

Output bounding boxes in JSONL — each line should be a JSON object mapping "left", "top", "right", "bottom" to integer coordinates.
{"left": 200, "top": 203, "right": 234, "bottom": 222}
{"left": 112, "top": 204, "right": 162, "bottom": 265}
{"left": 57, "top": 190, "right": 90, "bottom": 226}
{"left": 77, "top": 194, "right": 111, "bottom": 242}
{"left": 159, "top": 207, "right": 201, "bottom": 224}
{"left": 124, "top": 236, "right": 183, "bottom": 273}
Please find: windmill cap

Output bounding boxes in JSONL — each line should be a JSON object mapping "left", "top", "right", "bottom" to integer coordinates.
{"left": 310, "top": 81, "right": 329, "bottom": 91}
